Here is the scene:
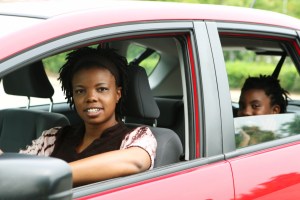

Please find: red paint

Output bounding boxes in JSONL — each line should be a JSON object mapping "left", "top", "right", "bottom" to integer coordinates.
{"left": 220, "top": 32, "right": 295, "bottom": 41}
{"left": 76, "top": 161, "right": 234, "bottom": 200}
{"left": 187, "top": 34, "right": 201, "bottom": 158}
{"left": 2, "top": 2, "right": 300, "bottom": 61}
{"left": 292, "top": 40, "right": 300, "bottom": 55}
{"left": 229, "top": 142, "right": 300, "bottom": 199}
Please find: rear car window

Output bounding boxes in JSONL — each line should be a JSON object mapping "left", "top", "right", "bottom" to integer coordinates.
{"left": 126, "top": 43, "right": 160, "bottom": 76}
{"left": 220, "top": 35, "right": 300, "bottom": 148}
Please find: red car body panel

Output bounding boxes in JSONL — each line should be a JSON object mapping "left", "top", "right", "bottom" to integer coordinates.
{"left": 187, "top": 34, "right": 201, "bottom": 158}
{"left": 77, "top": 161, "right": 234, "bottom": 200}
{"left": 2, "top": 2, "right": 300, "bottom": 61}
{"left": 229, "top": 141, "right": 300, "bottom": 199}
{"left": 77, "top": 142, "right": 300, "bottom": 199}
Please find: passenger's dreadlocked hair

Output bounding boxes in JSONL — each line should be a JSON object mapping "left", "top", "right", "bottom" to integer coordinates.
{"left": 241, "top": 75, "right": 289, "bottom": 113}
{"left": 58, "top": 47, "right": 128, "bottom": 120}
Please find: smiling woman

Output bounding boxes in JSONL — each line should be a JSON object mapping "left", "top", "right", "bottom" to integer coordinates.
{"left": 1, "top": 47, "right": 157, "bottom": 186}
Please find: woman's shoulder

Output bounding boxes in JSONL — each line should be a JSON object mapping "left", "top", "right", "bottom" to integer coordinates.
{"left": 122, "top": 126, "right": 156, "bottom": 145}
{"left": 42, "top": 127, "right": 62, "bottom": 136}
{"left": 121, "top": 126, "right": 157, "bottom": 169}
{"left": 132, "top": 126, "right": 152, "bottom": 132}
{"left": 128, "top": 126, "right": 153, "bottom": 136}
{"left": 40, "top": 125, "right": 69, "bottom": 137}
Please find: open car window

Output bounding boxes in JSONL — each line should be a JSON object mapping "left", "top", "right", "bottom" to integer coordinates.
{"left": 221, "top": 36, "right": 300, "bottom": 104}
{"left": 0, "top": 31, "right": 192, "bottom": 167}
{"left": 126, "top": 43, "right": 160, "bottom": 76}
{"left": 220, "top": 34, "right": 300, "bottom": 148}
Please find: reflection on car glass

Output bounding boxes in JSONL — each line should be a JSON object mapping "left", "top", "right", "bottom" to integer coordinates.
{"left": 235, "top": 113, "right": 300, "bottom": 148}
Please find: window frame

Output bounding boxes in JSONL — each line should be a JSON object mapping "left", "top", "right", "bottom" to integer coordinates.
{"left": 213, "top": 21, "right": 300, "bottom": 157}
{"left": 0, "top": 21, "right": 219, "bottom": 197}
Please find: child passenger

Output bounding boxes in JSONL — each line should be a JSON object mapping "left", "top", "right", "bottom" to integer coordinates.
{"left": 0, "top": 47, "right": 157, "bottom": 186}
{"left": 236, "top": 75, "right": 289, "bottom": 147}
{"left": 237, "top": 75, "right": 289, "bottom": 117}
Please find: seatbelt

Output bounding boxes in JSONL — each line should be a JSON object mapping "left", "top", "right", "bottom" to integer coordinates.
{"left": 130, "top": 48, "right": 155, "bottom": 66}
{"left": 272, "top": 53, "right": 286, "bottom": 78}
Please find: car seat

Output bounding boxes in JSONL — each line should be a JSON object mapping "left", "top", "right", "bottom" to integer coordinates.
{"left": 0, "top": 61, "right": 70, "bottom": 152}
{"left": 123, "top": 64, "right": 183, "bottom": 167}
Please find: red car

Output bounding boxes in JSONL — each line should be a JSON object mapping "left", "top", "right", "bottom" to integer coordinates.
{"left": 1, "top": 0, "right": 300, "bottom": 199}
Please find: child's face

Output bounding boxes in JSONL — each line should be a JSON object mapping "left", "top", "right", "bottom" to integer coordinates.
{"left": 238, "top": 89, "right": 280, "bottom": 117}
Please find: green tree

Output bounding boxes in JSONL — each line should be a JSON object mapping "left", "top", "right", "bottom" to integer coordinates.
{"left": 151, "top": 0, "right": 300, "bottom": 19}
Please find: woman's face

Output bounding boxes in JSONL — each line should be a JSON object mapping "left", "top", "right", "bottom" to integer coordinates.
{"left": 238, "top": 89, "right": 280, "bottom": 117}
{"left": 72, "top": 66, "right": 121, "bottom": 128}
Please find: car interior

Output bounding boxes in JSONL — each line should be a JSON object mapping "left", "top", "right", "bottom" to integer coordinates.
{"left": 0, "top": 35, "right": 188, "bottom": 169}
{"left": 2, "top": 32, "right": 300, "bottom": 171}
{"left": 220, "top": 35, "right": 300, "bottom": 116}
{"left": 0, "top": 61, "right": 69, "bottom": 152}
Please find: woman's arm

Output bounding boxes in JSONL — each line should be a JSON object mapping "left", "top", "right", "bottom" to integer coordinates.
{"left": 71, "top": 126, "right": 157, "bottom": 186}
{"left": 70, "top": 147, "right": 150, "bottom": 186}
{"left": 0, "top": 144, "right": 150, "bottom": 186}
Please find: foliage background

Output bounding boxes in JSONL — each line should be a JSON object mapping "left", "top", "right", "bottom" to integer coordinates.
{"left": 150, "top": 0, "right": 300, "bottom": 19}
{"left": 150, "top": 0, "right": 300, "bottom": 93}
{"left": 43, "top": 0, "right": 300, "bottom": 93}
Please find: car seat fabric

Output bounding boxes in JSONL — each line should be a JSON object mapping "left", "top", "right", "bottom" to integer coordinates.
{"left": 155, "top": 97, "right": 185, "bottom": 150}
{"left": 123, "top": 64, "right": 183, "bottom": 167}
{"left": 3, "top": 61, "right": 54, "bottom": 98}
{"left": 123, "top": 64, "right": 160, "bottom": 120}
{"left": 0, "top": 109, "right": 69, "bottom": 152}
{"left": 0, "top": 61, "right": 70, "bottom": 152}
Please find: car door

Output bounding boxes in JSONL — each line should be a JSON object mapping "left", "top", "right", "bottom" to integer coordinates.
{"left": 70, "top": 21, "right": 235, "bottom": 199}
{"left": 208, "top": 20, "right": 300, "bottom": 199}
{"left": 0, "top": 19, "right": 235, "bottom": 199}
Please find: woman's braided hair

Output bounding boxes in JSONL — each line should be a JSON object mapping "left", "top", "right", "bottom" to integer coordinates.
{"left": 58, "top": 46, "right": 128, "bottom": 119}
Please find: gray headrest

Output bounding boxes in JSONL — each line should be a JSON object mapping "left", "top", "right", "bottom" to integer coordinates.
{"left": 123, "top": 65, "right": 160, "bottom": 120}
{"left": 3, "top": 61, "right": 54, "bottom": 98}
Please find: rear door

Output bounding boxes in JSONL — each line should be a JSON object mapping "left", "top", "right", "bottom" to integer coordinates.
{"left": 209, "top": 20, "right": 300, "bottom": 199}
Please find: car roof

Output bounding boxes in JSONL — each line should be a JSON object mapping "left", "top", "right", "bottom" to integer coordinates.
{"left": 1, "top": 0, "right": 300, "bottom": 28}
{"left": 0, "top": 0, "right": 136, "bottom": 19}
{"left": 1, "top": 0, "right": 300, "bottom": 61}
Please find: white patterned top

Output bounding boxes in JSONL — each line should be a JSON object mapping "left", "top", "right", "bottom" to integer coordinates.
{"left": 20, "top": 126, "right": 157, "bottom": 169}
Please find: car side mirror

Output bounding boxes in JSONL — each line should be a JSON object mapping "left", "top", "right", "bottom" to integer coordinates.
{"left": 0, "top": 153, "right": 73, "bottom": 199}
